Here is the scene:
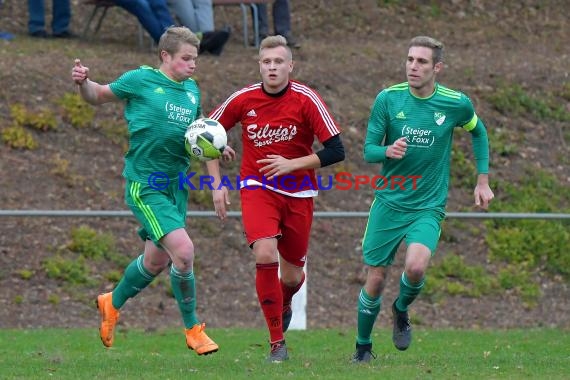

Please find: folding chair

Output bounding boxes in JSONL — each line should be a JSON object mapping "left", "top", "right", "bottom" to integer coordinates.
{"left": 82, "top": 0, "right": 147, "bottom": 49}
{"left": 213, "top": 0, "right": 272, "bottom": 48}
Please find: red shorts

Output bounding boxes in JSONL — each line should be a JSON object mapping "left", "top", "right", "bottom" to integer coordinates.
{"left": 240, "top": 188, "right": 314, "bottom": 267}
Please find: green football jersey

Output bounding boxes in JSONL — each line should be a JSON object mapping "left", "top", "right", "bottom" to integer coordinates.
{"left": 110, "top": 66, "right": 201, "bottom": 182}
{"left": 364, "top": 82, "right": 478, "bottom": 212}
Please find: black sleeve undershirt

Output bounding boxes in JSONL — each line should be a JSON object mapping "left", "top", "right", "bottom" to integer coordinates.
{"left": 315, "top": 134, "right": 345, "bottom": 167}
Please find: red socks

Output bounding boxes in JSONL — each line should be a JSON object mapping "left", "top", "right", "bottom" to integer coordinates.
{"left": 256, "top": 262, "right": 283, "bottom": 343}
{"left": 281, "top": 271, "right": 305, "bottom": 312}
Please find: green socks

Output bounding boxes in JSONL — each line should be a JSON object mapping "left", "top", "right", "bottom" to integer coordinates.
{"left": 170, "top": 265, "right": 199, "bottom": 328}
{"left": 395, "top": 272, "right": 425, "bottom": 312}
{"left": 112, "top": 254, "right": 155, "bottom": 309}
{"left": 355, "top": 273, "right": 425, "bottom": 345}
{"left": 356, "top": 288, "right": 382, "bottom": 345}
{"left": 109, "top": 255, "right": 200, "bottom": 328}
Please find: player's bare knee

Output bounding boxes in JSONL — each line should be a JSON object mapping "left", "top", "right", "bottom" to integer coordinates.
{"left": 281, "top": 275, "right": 301, "bottom": 288}
{"left": 280, "top": 263, "right": 303, "bottom": 286}
{"left": 143, "top": 255, "right": 170, "bottom": 274}
{"left": 255, "top": 253, "right": 276, "bottom": 264}
{"left": 172, "top": 251, "right": 195, "bottom": 272}
{"left": 366, "top": 269, "right": 387, "bottom": 295}
{"left": 148, "top": 261, "right": 169, "bottom": 274}
{"left": 253, "top": 245, "right": 278, "bottom": 263}
{"left": 405, "top": 266, "right": 426, "bottom": 283}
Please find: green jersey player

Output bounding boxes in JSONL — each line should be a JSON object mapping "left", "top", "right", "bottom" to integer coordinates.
{"left": 352, "top": 36, "right": 494, "bottom": 363}
{"left": 72, "top": 26, "right": 234, "bottom": 355}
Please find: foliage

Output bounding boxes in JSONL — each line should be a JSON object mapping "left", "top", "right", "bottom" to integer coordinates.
{"left": 497, "top": 265, "right": 541, "bottom": 306}
{"left": 1, "top": 103, "right": 58, "bottom": 149}
{"left": 67, "top": 225, "right": 129, "bottom": 268}
{"left": 41, "top": 226, "right": 130, "bottom": 288}
{"left": 487, "top": 220, "right": 570, "bottom": 280}
{"left": 423, "top": 254, "right": 499, "bottom": 299}
{"left": 558, "top": 82, "right": 570, "bottom": 101}
{"left": 8, "top": 103, "right": 27, "bottom": 126}
{"left": 47, "top": 294, "right": 61, "bottom": 305}
{"left": 377, "top": 0, "right": 401, "bottom": 5}
{"left": 1, "top": 125, "right": 38, "bottom": 149}
{"left": 9, "top": 103, "right": 57, "bottom": 131}
{"left": 486, "top": 82, "right": 570, "bottom": 122}
{"left": 49, "top": 153, "right": 86, "bottom": 188}
{"left": 68, "top": 225, "right": 117, "bottom": 261}
{"left": 449, "top": 144, "right": 476, "bottom": 189}
{"left": 49, "top": 154, "right": 71, "bottom": 177}
{"left": 100, "top": 121, "right": 129, "bottom": 151}
{"left": 487, "top": 126, "right": 519, "bottom": 157}
{"left": 42, "top": 254, "right": 92, "bottom": 285}
{"left": 104, "top": 270, "right": 123, "bottom": 283}
{"left": 58, "top": 93, "right": 95, "bottom": 129}
{"left": 485, "top": 169, "right": 570, "bottom": 281}
{"left": 17, "top": 269, "right": 33, "bottom": 280}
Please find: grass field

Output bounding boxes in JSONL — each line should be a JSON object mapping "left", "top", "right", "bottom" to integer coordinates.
{"left": 0, "top": 328, "right": 569, "bottom": 379}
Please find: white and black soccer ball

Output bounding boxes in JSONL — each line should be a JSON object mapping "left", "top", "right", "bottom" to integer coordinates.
{"left": 184, "top": 118, "right": 227, "bottom": 161}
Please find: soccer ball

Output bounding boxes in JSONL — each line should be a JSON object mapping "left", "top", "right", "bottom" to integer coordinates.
{"left": 184, "top": 118, "right": 227, "bottom": 161}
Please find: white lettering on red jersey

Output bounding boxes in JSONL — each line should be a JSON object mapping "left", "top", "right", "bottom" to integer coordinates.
{"left": 210, "top": 81, "right": 341, "bottom": 197}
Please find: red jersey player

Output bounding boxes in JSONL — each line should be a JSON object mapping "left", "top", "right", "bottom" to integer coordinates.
{"left": 207, "top": 35, "right": 345, "bottom": 362}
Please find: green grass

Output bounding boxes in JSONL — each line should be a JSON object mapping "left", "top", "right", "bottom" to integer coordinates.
{"left": 1, "top": 328, "right": 569, "bottom": 379}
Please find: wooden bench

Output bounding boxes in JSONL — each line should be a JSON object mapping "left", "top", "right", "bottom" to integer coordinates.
{"left": 213, "top": 0, "right": 272, "bottom": 48}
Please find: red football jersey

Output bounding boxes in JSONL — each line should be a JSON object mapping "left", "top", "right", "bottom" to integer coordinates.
{"left": 209, "top": 81, "right": 341, "bottom": 197}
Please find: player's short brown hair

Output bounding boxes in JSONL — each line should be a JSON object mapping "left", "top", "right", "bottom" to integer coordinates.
{"left": 409, "top": 36, "right": 444, "bottom": 64}
{"left": 158, "top": 26, "right": 200, "bottom": 61}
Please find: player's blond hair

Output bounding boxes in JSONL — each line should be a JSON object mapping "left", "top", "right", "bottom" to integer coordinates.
{"left": 259, "top": 35, "right": 292, "bottom": 60}
{"left": 158, "top": 26, "right": 200, "bottom": 61}
{"left": 409, "top": 36, "right": 444, "bottom": 64}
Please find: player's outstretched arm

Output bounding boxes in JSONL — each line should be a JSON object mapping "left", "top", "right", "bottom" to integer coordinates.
{"left": 71, "top": 59, "right": 119, "bottom": 105}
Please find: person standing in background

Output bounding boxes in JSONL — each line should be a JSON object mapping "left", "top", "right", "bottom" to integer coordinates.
{"left": 168, "top": 0, "right": 213, "bottom": 32}
{"left": 28, "top": 0, "right": 73, "bottom": 38}
{"left": 256, "top": 0, "right": 300, "bottom": 48}
{"left": 167, "top": 0, "right": 230, "bottom": 55}
{"left": 112, "top": 0, "right": 175, "bottom": 44}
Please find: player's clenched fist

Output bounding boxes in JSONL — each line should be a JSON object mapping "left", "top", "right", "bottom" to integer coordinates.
{"left": 386, "top": 136, "right": 408, "bottom": 159}
{"left": 72, "top": 58, "right": 89, "bottom": 85}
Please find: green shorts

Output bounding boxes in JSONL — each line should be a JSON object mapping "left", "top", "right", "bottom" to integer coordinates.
{"left": 125, "top": 179, "right": 188, "bottom": 245}
{"left": 361, "top": 198, "right": 444, "bottom": 267}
